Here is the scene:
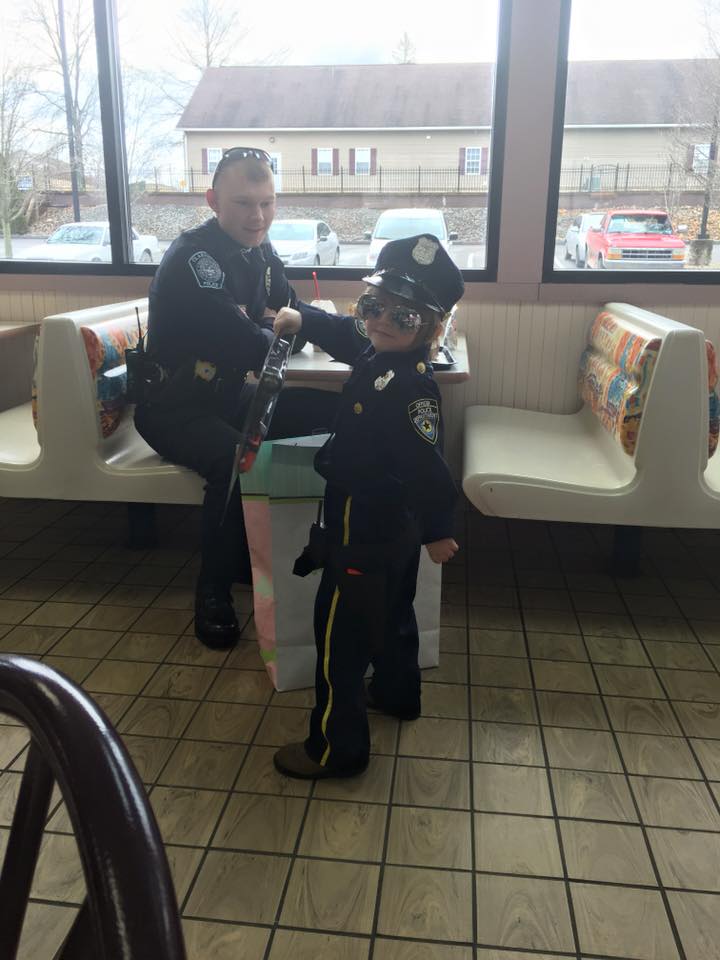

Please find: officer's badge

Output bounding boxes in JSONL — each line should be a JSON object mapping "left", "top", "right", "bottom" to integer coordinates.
{"left": 412, "top": 237, "right": 439, "bottom": 266}
{"left": 188, "top": 251, "right": 224, "bottom": 289}
{"left": 265, "top": 266, "right": 272, "bottom": 296}
{"left": 408, "top": 398, "right": 439, "bottom": 444}
{"left": 374, "top": 369, "right": 395, "bottom": 391}
{"left": 194, "top": 359, "right": 217, "bottom": 382}
{"left": 355, "top": 316, "right": 368, "bottom": 338}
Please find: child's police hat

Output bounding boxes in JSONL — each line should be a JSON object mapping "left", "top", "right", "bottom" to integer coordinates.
{"left": 363, "top": 234, "right": 464, "bottom": 314}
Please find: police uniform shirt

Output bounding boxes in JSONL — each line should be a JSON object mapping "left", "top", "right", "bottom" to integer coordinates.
{"left": 300, "top": 304, "right": 458, "bottom": 544}
{"left": 146, "top": 217, "right": 294, "bottom": 375}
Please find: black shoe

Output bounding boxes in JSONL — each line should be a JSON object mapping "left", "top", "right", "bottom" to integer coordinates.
{"left": 273, "top": 742, "right": 368, "bottom": 780}
{"left": 365, "top": 682, "right": 420, "bottom": 722}
{"left": 195, "top": 588, "right": 239, "bottom": 649}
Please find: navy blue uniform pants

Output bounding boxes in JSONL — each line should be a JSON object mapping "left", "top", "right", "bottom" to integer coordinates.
{"left": 305, "top": 484, "right": 422, "bottom": 772}
{"left": 135, "top": 386, "right": 337, "bottom": 590}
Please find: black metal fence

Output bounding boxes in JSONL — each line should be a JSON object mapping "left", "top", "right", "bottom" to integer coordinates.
{"left": 143, "top": 166, "right": 491, "bottom": 195}
{"left": 20, "top": 161, "right": 712, "bottom": 197}
{"left": 558, "top": 162, "right": 708, "bottom": 195}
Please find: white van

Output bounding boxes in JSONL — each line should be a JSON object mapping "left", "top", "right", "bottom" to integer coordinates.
{"left": 365, "top": 208, "right": 457, "bottom": 268}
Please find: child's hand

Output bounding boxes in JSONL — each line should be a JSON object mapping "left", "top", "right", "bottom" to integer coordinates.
{"left": 426, "top": 538, "right": 459, "bottom": 563}
{"left": 274, "top": 307, "right": 303, "bottom": 337}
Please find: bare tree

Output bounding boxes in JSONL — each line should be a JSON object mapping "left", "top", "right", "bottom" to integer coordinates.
{"left": 0, "top": 60, "right": 41, "bottom": 257}
{"left": 122, "top": 67, "right": 182, "bottom": 185}
{"left": 27, "top": 0, "right": 99, "bottom": 191}
{"left": 392, "top": 33, "right": 416, "bottom": 64}
{"left": 155, "top": 0, "right": 252, "bottom": 113}
{"left": 175, "top": 0, "right": 251, "bottom": 73}
{"left": 666, "top": 2, "right": 720, "bottom": 261}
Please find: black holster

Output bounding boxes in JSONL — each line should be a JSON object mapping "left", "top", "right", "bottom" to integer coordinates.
{"left": 293, "top": 520, "right": 418, "bottom": 653}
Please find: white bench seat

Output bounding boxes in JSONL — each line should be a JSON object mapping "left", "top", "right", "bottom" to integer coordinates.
{"left": 0, "top": 403, "right": 40, "bottom": 466}
{"left": 465, "top": 405, "right": 635, "bottom": 499}
{"left": 0, "top": 301, "right": 204, "bottom": 504}
{"left": 464, "top": 302, "right": 720, "bottom": 530}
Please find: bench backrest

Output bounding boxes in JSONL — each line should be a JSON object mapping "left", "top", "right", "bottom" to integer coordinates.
{"left": 32, "top": 301, "right": 148, "bottom": 441}
{"left": 579, "top": 305, "right": 719, "bottom": 459}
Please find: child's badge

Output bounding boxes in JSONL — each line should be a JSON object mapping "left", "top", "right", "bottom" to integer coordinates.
{"left": 408, "top": 397, "right": 439, "bottom": 444}
{"left": 374, "top": 369, "right": 395, "bottom": 391}
{"left": 412, "top": 236, "right": 439, "bottom": 265}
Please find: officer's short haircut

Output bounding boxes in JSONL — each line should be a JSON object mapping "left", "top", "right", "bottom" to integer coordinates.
{"left": 212, "top": 152, "right": 274, "bottom": 189}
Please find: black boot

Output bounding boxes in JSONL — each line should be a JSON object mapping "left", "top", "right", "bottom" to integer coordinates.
{"left": 195, "top": 585, "right": 239, "bottom": 649}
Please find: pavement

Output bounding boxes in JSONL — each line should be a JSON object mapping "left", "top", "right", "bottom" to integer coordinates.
{"left": 4, "top": 237, "right": 719, "bottom": 272}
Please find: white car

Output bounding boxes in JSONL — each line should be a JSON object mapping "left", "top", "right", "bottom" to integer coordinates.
{"left": 564, "top": 212, "right": 604, "bottom": 267}
{"left": 365, "top": 208, "right": 457, "bottom": 268}
{"left": 268, "top": 219, "right": 340, "bottom": 266}
{"left": 23, "top": 221, "right": 161, "bottom": 263}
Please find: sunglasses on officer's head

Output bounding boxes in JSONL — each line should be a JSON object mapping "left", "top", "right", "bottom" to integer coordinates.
{"left": 211, "top": 147, "right": 273, "bottom": 188}
{"left": 355, "top": 293, "right": 424, "bottom": 332}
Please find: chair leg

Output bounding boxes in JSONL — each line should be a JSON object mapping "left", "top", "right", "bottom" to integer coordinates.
{"left": 127, "top": 503, "right": 158, "bottom": 550}
{"left": 0, "top": 742, "right": 54, "bottom": 959}
{"left": 55, "top": 899, "right": 94, "bottom": 960}
{"left": 610, "top": 525, "right": 642, "bottom": 578}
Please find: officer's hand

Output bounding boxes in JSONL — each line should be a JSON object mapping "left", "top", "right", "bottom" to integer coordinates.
{"left": 426, "top": 538, "right": 459, "bottom": 564}
{"left": 274, "top": 307, "right": 303, "bottom": 337}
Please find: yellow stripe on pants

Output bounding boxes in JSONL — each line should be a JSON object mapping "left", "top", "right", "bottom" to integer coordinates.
{"left": 319, "top": 495, "right": 352, "bottom": 766}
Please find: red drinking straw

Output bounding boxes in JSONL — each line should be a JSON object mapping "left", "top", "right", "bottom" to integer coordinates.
{"left": 312, "top": 270, "right": 320, "bottom": 300}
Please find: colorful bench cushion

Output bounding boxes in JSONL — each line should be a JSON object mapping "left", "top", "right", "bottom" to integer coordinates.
{"left": 579, "top": 310, "right": 720, "bottom": 458}
{"left": 578, "top": 310, "right": 661, "bottom": 456}
{"left": 32, "top": 316, "right": 143, "bottom": 439}
{"left": 80, "top": 319, "right": 142, "bottom": 437}
{"left": 707, "top": 340, "right": 719, "bottom": 458}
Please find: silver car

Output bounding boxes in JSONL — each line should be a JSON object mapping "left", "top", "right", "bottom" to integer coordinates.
{"left": 268, "top": 219, "right": 340, "bottom": 266}
{"left": 564, "top": 212, "right": 604, "bottom": 268}
{"left": 23, "top": 221, "right": 161, "bottom": 263}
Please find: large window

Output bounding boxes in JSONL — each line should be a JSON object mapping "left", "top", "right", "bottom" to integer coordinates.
{"left": 551, "top": 0, "right": 720, "bottom": 275}
{"left": 110, "top": 0, "right": 502, "bottom": 274}
{"left": 0, "top": 4, "right": 108, "bottom": 265}
{"left": 1, "top": 0, "right": 504, "bottom": 275}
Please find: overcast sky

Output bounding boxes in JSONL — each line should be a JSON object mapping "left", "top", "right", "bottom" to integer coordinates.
{"left": 114, "top": 0, "right": 715, "bottom": 70}
{"left": 1, "top": 0, "right": 716, "bottom": 176}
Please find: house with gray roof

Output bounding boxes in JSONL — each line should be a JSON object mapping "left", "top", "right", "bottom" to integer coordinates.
{"left": 178, "top": 60, "right": 718, "bottom": 192}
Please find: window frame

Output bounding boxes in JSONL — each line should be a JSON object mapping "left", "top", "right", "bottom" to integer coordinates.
{"left": 465, "top": 147, "right": 482, "bottom": 174}
{"left": 354, "top": 147, "right": 371, "bottom": 175}
{"left": 0, "top": 0, "right": 509, "bottom": 283}
{"left": 316, "top": 147, "right": 333, "bottom": 176}
{"left": 206, "top": 147, "right": 223, "bottom": 175}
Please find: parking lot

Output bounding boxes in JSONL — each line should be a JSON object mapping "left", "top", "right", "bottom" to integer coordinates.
{"left": 5, "top": 238, "right": 720, "bottom": 270}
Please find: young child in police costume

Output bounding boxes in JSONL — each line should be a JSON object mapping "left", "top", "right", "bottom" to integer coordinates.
{"left": 272, "top": 234, "right": 463, "bottom": 779}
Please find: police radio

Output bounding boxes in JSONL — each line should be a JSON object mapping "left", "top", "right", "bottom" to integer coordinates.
{"left": 124, "top": 307, "right": 166, "bottom": 404}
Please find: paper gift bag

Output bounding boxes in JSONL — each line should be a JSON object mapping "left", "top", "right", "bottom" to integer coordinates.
{"left": 242, "top": 435, "right": 441, "bottom": 691}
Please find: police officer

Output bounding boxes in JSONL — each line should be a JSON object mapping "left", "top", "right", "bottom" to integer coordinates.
{"left": 269, "top": 234, "right": 463, "bottom": 779}
{"left": 135, "top": 147, "right": 336, "bottom": 649}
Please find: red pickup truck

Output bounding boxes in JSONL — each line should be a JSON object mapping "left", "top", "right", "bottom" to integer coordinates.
{"left": 585, "top": 209, "right": 687, "bottom": 270}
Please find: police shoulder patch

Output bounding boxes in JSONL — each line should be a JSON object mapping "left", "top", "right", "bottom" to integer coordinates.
{"left": 408, "top": 397, "right": 439, "bottom": 444}
{"left": 355, "top": 316, "right": 368, "bottom": 338}
{"left": 188, "top": 250, "right": 224, "bottom": 289}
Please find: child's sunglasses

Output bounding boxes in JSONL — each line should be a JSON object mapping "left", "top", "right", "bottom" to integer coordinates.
{"left": 355, "top": 293, "right": 424, "bottom": 332}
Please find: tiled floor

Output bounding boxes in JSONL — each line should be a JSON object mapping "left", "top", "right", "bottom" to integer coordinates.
{"left": 1, "top": 498, "right": 719, "bottom": 959}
